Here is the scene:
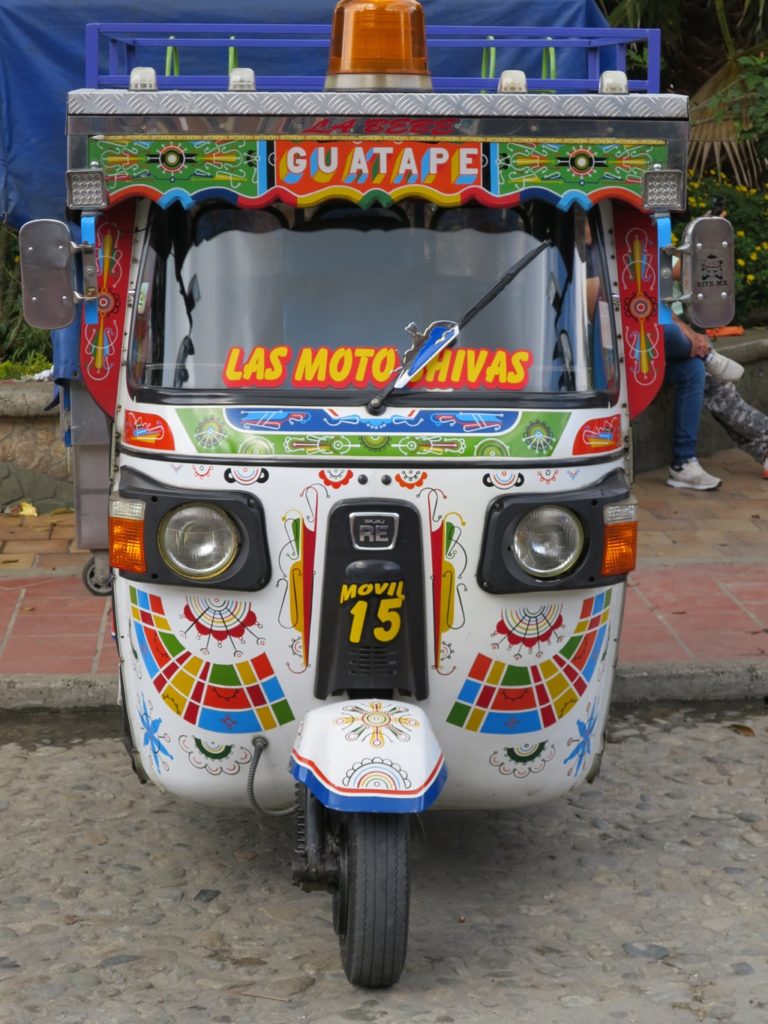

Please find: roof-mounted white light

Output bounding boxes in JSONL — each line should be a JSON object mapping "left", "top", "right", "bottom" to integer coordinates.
{"left": 229, "top": 67, "right": 256, "bottom": 91}
{"left": 498, "top": 70, "right": 527, "bottom": 93}
{"left": 129, "top": 67, "right": 158, "bottom": 91}
{"left": 599, "top": 70, "right": 628, "bottom": 94}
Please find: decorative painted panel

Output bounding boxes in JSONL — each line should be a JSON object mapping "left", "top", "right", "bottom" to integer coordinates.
{"left": 80, "top": 201, "right": 135, "bottom": 415}
{"left": 171, "top": 406, "right": 570, "bottom": 460}
{"left": 447, "top": 590, "right": 612, "bottom": 735}
{"left": 614, "top": 203, "right": 665, "bottom": 418}
{"left": 90, "top": 135, "right": 666, "bottom": 211}
{"left": 129, "top": 586, "right": 294, "bottom": 734}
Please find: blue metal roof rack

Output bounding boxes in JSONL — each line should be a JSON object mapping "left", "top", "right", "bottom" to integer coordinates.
{"left": 84, "top": 22, "right": 661, "bottom": 93}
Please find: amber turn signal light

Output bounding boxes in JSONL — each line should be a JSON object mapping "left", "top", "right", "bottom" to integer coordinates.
{"left": 325, "top": 0, "right": 432, "bottom": 91}
{"left": 109, "top": 498, "right": 146, "bottom": 574}
{"left": 602, "top": 501, "right": 638, "bottom": 577}
{"left": 600, "top": 501, "right": 638, "bottom": 577}
{"left": 601, "top": 522, "right": 638, "bottom": 576}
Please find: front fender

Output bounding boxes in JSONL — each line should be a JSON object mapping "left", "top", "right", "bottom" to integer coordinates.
{"left": 289, "top": 699, "right": 446, "bottom": 813}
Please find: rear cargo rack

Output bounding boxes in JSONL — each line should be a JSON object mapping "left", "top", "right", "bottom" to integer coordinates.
{"left": 84, "top": 22, "right": 661, "bottom": 93}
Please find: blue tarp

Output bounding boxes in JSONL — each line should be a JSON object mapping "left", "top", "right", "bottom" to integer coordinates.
{"left": 0, "top": 1, "right": 607, "bottom": 227}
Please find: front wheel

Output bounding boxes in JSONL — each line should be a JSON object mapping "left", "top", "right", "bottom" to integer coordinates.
{"left": 333, "top": 812, "right": 410, "bottom": 988}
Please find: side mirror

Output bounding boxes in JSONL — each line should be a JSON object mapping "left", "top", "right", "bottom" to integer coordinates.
{"left": 19, "top": 220, "right": 76, "bottom": 329}
{"left": 679, "top": 216, "right": 736, "bottom": 329}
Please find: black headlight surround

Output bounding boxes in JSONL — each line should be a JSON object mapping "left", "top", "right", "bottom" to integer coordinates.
{"left": 117, "top": 466, "right": 271, "bottom": 591}
{"left": 477, "top": 469, "right": 630, "bottom": 594}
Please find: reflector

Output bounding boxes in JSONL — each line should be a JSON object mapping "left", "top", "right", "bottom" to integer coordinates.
{"left": 325, "top": 0, "right": 432, "bottom": 91}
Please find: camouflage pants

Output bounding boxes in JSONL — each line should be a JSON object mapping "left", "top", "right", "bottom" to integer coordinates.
{"left": 704, "top": 376, "right": 768, "bottom": 464}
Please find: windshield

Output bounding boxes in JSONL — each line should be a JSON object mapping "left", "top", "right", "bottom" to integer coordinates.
{"left": 129, "top": 199, "right": 618, "bottom": 402}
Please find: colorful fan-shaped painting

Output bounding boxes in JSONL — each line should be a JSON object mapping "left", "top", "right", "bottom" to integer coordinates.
{"left": 130, "top": 586, "right": 293, "bottom": 734}
{"left": 447, "top": 590, "right": 612, "bottom": 735}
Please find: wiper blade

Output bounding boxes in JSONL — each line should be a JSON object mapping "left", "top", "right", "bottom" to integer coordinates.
{"left": 367, "top": 239, "right": 552, "bottom": 414}
{"left": 455, "top": 240, "right": 552, "bottom": 334}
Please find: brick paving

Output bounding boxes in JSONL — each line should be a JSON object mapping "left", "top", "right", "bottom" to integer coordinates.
{"left": 625, "top": 446, "right": 768, "bottom": 665}
{"left": 0, "top": 508, "right": 90, "bottom": 573}
{"left": 0, "top": 446, "right": 766, "bottom": 678}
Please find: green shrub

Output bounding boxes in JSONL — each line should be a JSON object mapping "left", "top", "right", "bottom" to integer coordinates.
{"left": 675, "top": 172, "right": 768, "bottom": 320}
{"left": 716, "top": 54, "right": 768, "bottom": 167}
{"left": 0, "top": 354, "right": 53, "bottom": 380}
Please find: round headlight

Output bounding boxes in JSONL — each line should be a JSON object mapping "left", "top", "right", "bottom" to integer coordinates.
{"left": 511, "top": 506, "right": 585, "bottom": 579}
{"left": 158, "top": 504, "right": 239, "bottom": 580}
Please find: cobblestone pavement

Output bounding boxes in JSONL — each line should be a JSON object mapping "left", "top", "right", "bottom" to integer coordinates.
{"left": 1, "top": 703, "right": 767, "bottom": 1024}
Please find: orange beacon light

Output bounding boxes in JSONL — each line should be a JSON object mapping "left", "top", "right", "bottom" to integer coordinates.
{"left": 325, "top": 0, "right": 432, "bottom": 91}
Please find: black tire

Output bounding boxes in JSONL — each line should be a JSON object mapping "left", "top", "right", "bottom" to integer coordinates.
{"left": 82, "top": 557, "right": 113, "bottom": 596}
{"left": 334, "top": 812, "right": 410, "bottom": 988}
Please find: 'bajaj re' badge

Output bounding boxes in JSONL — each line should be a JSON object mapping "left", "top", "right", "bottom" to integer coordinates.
{"left": 349, "top": 512, "right": 399, "bottom": 551}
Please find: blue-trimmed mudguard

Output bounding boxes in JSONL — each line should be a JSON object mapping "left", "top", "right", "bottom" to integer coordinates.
{"left": 289, "top": 699, "right": 447, "bottom": 813}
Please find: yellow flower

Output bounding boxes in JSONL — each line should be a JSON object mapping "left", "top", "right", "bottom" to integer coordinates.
{"left": 737, "top": 230, "right": 746, "bottom": 237}
{"left": 737, "top": 258, "right": 746, "bottom": 266}
{"left": 747, "top": 274, "right": 755, "bottom": 283}
{"left": 750, "top": 252, "right": 758, "bottom": 261}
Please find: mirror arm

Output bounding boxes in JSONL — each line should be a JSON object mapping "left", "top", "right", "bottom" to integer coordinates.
{"left": 70, "top": 240, "right": 99, "bottom": 301}
{"left": 658, "top": 244, "right": 676, "bottom": 305}
{"left": 659, "top": 241, "right": 692, "bottom": 308}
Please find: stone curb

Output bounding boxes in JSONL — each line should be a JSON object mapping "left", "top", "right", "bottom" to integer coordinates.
{"left": 613, "top": 660, "right": 768, "bottom": 704}
{"left": 0, "top": 379, "right": 59, "bottom": 418}
{"left": 0, "top": 567, "right": 85, "bottom": 578}
{"left": 1, "top": 662, "right": 767, "bottom": 712}
{"left": 0, "top": 675, "right": 118, "bottom": 711}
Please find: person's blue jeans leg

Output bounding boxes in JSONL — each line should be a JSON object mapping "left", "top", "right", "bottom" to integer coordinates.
{"left": 663, "top": 323, "right": 705, "bottom": 466}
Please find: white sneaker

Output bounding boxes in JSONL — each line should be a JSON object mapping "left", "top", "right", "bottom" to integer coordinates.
{"left": 705, "top": 350, "right": 744, "bottom": 383}
{"left": 667, "top": 458, "right": 722, "bottom": 491}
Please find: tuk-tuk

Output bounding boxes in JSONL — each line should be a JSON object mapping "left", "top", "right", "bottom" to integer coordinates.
{"left": 18, "top": 0, "right": 735, "bottom": 986}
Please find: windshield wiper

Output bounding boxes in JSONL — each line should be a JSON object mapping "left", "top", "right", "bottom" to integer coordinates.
{"left": 367, "top": 239, "right": 552, "bottom": 414}
{"left": 172, "top": 273, "right": 200, "bottom": 388}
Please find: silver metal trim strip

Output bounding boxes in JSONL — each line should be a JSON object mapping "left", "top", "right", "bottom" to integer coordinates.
{"left": 68, "top": 89, "right": 688, "bottom": 120}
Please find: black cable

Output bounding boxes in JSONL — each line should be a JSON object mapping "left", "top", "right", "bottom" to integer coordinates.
{"left": 247, "top": 736, "right": 294, "bottom": 817}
